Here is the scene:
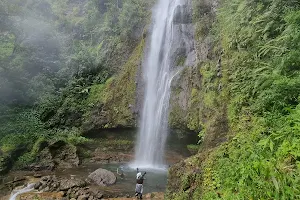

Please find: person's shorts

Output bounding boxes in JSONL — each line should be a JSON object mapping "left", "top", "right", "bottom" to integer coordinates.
{"left": 135, "top": 184, "right": 143, "bottom": 194}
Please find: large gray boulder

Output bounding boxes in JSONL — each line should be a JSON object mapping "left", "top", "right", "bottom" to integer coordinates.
{"left": 88, "top": 168, "right": 116, "bottom": 186}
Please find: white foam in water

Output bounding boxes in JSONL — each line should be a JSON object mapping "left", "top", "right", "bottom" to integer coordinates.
{"left": 133, "top": 0, "right": 187, "bottom": 169}
{"left": 128, "top": 163, "right": 169, "bottom": 172}
{"left": 9, "top": 183, "right": 35, "bottom": 200}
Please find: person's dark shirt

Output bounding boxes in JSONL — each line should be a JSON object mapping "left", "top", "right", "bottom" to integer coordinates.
{"left": 136, "top": 178, "right": 144, "bottom": 184}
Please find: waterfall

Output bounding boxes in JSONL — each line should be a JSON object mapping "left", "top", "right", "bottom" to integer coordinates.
{"left": 9, "top": 183, "right": 35, "bottom": 200}
{"left": 133, "top": 0, "right": 187, "bottom": 168}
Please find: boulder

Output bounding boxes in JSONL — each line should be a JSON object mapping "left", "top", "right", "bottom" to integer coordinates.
{"left": 34, "top": 147, "right": 55, "bottom": 171}
{"left": 78, "top": 194, "right": 89, "bottom": 200}
{"left": 28, "top": 141, "right": 79, "bottom": 171}
{"left": 34, "top": 181, "right": 42, "bottom": 189}
{"left": 88, "top": 168, "right": 116, "bottom": 186}
{"left": 50, "top": 141, "right": 80, "bottom": 169}
{"left": 35, "top": 175, "right": 60, "bottom": 192}
{"left": 59, "top": 178, "right": 86, "bottom": 191}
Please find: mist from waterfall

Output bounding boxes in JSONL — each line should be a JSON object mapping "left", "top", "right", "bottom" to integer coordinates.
{"left": 133, "top": 0, "right": 185, "bottom": 168}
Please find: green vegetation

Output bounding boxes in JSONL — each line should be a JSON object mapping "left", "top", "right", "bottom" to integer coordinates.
{"left": 0, "top": 0, "right": 152, "bottom": 172}
{"left": 167, "top": 0, "right": 300, "bottom": 199}
{"left": 98, "top": 139, "right": 134, "bottom": 151}
{"left": 187, "top": 144, "right": 199, "bottom": 155}
{"left": 2, "top": 0, "right": 299, "bottom": 198}
{"left": 201, "top": 0, "right": 300, "bottom": 199}
{"left": 0, "top": 108, "right": 89, "bottom": 169}
{"left": 176, "top": 56, "right": 187, "bottom": 66}
{"left": 100, "top": 38, "right": 145, "bottom": 128}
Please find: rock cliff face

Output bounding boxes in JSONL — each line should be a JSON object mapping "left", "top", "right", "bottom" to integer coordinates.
{"left": 85, "top": 0, "right": 198, "bottom": 132}
{"left": 166, "top": 0, "right": 300, "bottom": 198}
{"left": 83, "top": 38, "right": 146, "bottom": 131}
{"left": 78, "top": 0, "right": 223, "bottom": 138}
{"left": 25, "top": 140, "right": 80, "bottom": 171}
{"left": 137, "top": 0, "right": 197, "bottom": 131}
{"left": 167, "top": 0, "right": 198, "bottom": 131}
{"left": 109, "top": 0, "right": 220, "bottom": 135}
{"left": 169, "top": 0, "right": 215, "bottom": 132}
{"left": 165, "top": 0, "right": 230, "bottom": 199}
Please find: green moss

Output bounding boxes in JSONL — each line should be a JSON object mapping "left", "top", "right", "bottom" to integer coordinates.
{"left": 173, "top": 193, "right": 190, "bottom": 200}
{"left": 203, "top": 91, "right": 217, "bottom": 108}
{"left": 169, "top": 67, "right": 190, "bottom": 129}
{"left": 176, "top": 56, "right": 187, "bottom": 66}
{"left": 99, "top": 139, "right": 133, "bottom": 146}
{"left": 101, "top": 38, "right": 145, "bottom": 128}
{"left": 85, "top": 84, "right": 106, "bottom": 106}
{"left": 169, "top": 104, "right": 187, "bottom": 129}
{"left": 192, "top": 0, "right": 214, "bottom": 42}
{"left": 187, "top": 144, "right": 199, "bottom": 154}
{"left": 166, "top": 155, "right": 204, "bottom": 200}
{"left": 187, "top": 88, "right": 201, "bottom": 132}
{"left": 166, "top": 0, "right": 228, "bottom": 199}
{"left": 98, "top": 139, "right": 134, "bottom": 151}
{"left": 14, "top": 152, "right": 35, "bottom": 169}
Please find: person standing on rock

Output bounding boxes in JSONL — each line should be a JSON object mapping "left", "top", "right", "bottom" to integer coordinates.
{"left": 135, "top": 168, "right": 146, "bottom": 199}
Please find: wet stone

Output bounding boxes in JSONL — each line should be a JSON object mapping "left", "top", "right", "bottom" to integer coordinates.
{"left": 34, "top": 182, "right": 41, "bottom": 189}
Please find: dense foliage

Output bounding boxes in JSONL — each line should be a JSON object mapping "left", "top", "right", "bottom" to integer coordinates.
{"left": 166, "top": 0, "right": 300, "bottom": 199}
{"left": 3, "top": 0, "right": 300, "bottom": 198}
{"left": 0, "top": 0, "right": 151, "bottom": 169}
{"left": 201, "top": 0, "right": 300, "bottom": 199}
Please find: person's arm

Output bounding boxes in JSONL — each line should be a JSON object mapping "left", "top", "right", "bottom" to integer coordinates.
{"left": 142, "top": 172, "right": 147, "bottom": 179}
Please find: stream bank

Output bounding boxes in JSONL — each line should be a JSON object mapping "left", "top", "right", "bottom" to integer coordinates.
{"left": 0, "top": 129, "right": 198, "bottom": 199}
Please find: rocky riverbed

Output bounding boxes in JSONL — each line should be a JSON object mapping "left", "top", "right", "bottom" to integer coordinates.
{"left": 0, "top": 129, "right": 197, "bottom": 200}
{"left": 3, "top": 191, "right": 164, "bottom": 200}
{"left": 0, "top": 172, "right": 165, "bottom": 200}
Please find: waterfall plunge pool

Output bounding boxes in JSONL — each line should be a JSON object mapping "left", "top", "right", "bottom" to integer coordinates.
{"left": 1, "top": 129, "right": 198, "bottom": 198}
{"left": 55, "top": 163, "right": 168, "bottom": 195}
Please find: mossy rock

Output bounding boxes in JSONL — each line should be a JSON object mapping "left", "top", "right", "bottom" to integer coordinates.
{"left": 187, "top": 144, "right": 199, "bottom": 155}
{"left": 84, "top": 39, "right": 146, "bottom": 130}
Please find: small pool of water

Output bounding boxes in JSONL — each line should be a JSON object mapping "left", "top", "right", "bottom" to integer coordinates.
{"left": 55, "top": 163, "right": 168, "bottom": 195}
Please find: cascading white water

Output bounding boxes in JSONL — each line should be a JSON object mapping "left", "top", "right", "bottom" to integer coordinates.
{"left": 133, "top": 0, "right": 186, "bottom": 168}
{"left": 9, "top": 183, "right": 35, "bottom": 200}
